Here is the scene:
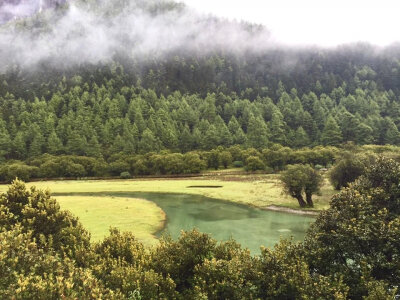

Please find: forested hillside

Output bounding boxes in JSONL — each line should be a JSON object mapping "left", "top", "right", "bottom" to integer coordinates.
{"left": 1, "top": 70, "right": 400, "bottom": 161}
{"left": 1, "top": 0, "right": 400, "bottom": 168}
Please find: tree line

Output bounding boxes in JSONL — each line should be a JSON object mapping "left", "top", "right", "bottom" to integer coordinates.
{"left": 2, "top": 142, "right": 399, "bottom": 183}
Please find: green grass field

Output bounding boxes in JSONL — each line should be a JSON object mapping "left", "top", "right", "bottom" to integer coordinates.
{"left": 56, "top": 195, "right": 165, "bottom": 246}
{"left": 0, "top": 173, "right": 336, "bottom": 243}
{"left": 0, "top": 174, "right": 335, "bottom": 210}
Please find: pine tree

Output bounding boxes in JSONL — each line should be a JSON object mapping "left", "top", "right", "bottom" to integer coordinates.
{"left": 47, "top": 131, "right": 63, "bottom": 155}
{"left": 293, "top": 127, "right": 310, "bottom": 148}
{"left": 203, "top": 124, "right": 219, "bottom": 150}
{"left": 138, "top": 129, "right": 159, "bottom": 154}
{"left": 29, "top": 132, "right": 45, "bottom": 157}
{"left": 12, "top": 132, "right": 27, "bottom": 159}
{"left": 215, "top": 116, "right": 232, "bottom": 147}
{"left": 321, "top": 116, "right": 343, "bottom": 146}
{"left": 269, "top": 111, "right": 287, "bottom": 145}
{"left": 247, "top": 115, "right": 269, "bottom": 149}
{"left": 355, "top": 123, "right": 374, "bottom": 145}
{"left": 66, "top": 131, "right": 88, "bottom": 156}
{"left": 178, "top": 125, "right": 193, "bottom": 153}
{"left": 338, "top": 110, "right": 360, "bottom": 142}
{"left": 87, "top": 135, "right": 103, "bottom": 158}
{"left": 0, "top": 126, "right": 12, "bottom": 160}
{"left": 111, "top": 135, "right": 125, "bottom": 154}
{"left": 384, "top": 118, "right": 400, "bottom": 145}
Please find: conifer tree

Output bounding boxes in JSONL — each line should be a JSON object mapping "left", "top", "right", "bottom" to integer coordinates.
{"left": 384, "top": 118, "right": 400, "bottom": 145}
{"left": 247, "top": 115, "right": 269, "bottom": 149}
{"left": 47, "top": 131, "right": 63, "bottom": 155}
{"left": 293, "top": 127, "right": 310, "bottom": 148}
{"left": 138, "top": 129, "right": 159, "bottom": 153}
{"left": 269, "top": 111, "right": 287, "bottom": 145}
{"left": 87, "top": 135, "right": 103, "bottom": 158}
{"left": 29, "top": 132, "right": 45, "bottom": 157}
{"left": 321, "top": 116, "right": 343, "bottom": 146}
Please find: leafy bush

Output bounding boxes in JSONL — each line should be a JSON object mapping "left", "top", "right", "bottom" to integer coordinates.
{"left": 0, "top": 163, "right": 38, "bottom": 182}
{"left": 233, "top": 160, "right": 244, "bottom": 168}
{"left": 120, "top": 171, "right": 132, "bottom": 179}
{"left": 245, "top": 156, "right": 265, "bottom": 171}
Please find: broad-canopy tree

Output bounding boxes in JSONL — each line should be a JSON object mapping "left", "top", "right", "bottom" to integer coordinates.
{"left": 328, "top": 152, "right": 369, "bottom": 190}
{"left": 280, "top": 164, "right": 323, "bottom": 207}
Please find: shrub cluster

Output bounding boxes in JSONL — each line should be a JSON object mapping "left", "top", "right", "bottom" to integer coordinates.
{"left": 0, "top": 145, "right": 341, "bottom": 182}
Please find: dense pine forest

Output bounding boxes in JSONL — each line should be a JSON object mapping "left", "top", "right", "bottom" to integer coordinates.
{"left": 1, "top": 1, "right": 400, "bottom": 174}
{"left": 2, "top": 1, "right": 400, "bottom": 167}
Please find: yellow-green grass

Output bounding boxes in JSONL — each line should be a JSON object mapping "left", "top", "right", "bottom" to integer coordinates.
{"left": 0, "top": 174, "right": 335, "bottom": 211}
{"left": 55, "top": 196, "right": 165, "bottom": 246}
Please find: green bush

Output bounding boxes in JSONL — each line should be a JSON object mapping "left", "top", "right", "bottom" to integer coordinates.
{"left": 120, "top": 171, "right": 132, "bottom": 179}
{"left": 245, "top": 156, "right": 265, "bottom": 171}
{"left": 0, "top": 163, "right": 38, "bottom": 182}
{"left": 108, "top": 160, "right": 130, "bottom": 176}
{"left": 233, "top": 160, "right": 244, "bottom": 168}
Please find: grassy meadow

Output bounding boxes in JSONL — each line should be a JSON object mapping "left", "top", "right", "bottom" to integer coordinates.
{"left": 56, "top": 195, "right": 165, "bottom": 246}
{"left": 0, "top": 173, "right": 336, "bottom": 243}
{"left": 0, "top": 174, "right": 335, "bottom": 210}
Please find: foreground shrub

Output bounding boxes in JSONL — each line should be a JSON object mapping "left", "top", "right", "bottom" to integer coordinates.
{"left": 2, "top": 159, "right": 399, "bottom": 299}
{"left": 305, "top": 157, "right": 400, "bottom": 298}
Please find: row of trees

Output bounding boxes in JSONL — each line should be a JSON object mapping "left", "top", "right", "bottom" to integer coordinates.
{"left": 0, "top": 145, "right": 340, "bottom": 182}
{"left": 1, "top": 157, "right": 399, "bottom": 298}
{"left": 2, "top": 143, "right": 399, "bottom": 185}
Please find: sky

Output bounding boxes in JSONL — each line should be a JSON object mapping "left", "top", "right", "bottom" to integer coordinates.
{"left": 181, "top": 0, "right": 400, "bottom": 47}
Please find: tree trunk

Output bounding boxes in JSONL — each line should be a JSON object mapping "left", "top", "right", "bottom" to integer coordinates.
{"left": 305, "top": 192, "right": 314, "bottom": 207}
{"left": 295, "top": 194, "right": 307, "bottom": 207}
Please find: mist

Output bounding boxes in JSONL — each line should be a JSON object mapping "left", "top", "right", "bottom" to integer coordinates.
{"left": 0, "top": 0, "right": 274, "bottom": 70}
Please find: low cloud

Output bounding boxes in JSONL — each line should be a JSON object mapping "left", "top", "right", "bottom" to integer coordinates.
{"left": 0, "top": 0, "right": 272, "bottom": 70}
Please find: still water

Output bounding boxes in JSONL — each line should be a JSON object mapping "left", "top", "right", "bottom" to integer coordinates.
{"left": 122, "top": 192, "right": 315, "bottom": 253}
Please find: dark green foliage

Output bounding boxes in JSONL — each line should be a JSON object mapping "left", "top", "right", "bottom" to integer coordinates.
{"left": 0, "top": 70, "right": 399, "bottom": 162}
{"left": 329, "top": 152, "right": 368, "bottom": 190}
{"left": 0, "top": 162, "right": 38, "bottom": 182}
{"left": 305, "top": 157, "right": 400, "bottom": 298}
{"left": 233, "top": 160, "right": 244, "bottom": 168}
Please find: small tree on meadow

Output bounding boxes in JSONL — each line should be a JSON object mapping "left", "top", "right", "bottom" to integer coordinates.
{"left": 280, "top": 164, "right": 323, "bottom": 207}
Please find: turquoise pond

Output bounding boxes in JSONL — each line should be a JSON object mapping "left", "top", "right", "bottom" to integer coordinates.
{"left": 111, "top": 192, "right": 315, "bottom": 253}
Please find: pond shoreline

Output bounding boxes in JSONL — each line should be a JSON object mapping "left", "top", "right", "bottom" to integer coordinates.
{"left": 263, "top": 205, "right": 320, "bottom": 216}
